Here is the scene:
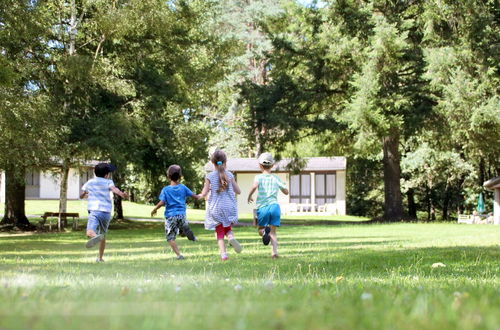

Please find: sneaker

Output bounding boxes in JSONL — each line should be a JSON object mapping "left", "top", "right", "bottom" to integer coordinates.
{"left": 229, "top": 238, "right": 242, "bottom": 253}
{"left": 176, "top": 255, "right": 185, "bottom": 260}
{"left": 221, "top": 253, "right": 229, "bottom": 261}
{"left": 262, "top": 227, "right": 271, "bottom": 246}
{"left": 271, "top": 254, "right": 279, "bottom": 259}
{"left": 95, "top": 258, "right": 105, "bottom": 263}
{"left": 85, "top": 234, "right": 103, "bottom": 248}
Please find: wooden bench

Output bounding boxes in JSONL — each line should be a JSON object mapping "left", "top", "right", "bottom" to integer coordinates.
{"left": 40, "top": 212, "right": 80, "bottom": 230}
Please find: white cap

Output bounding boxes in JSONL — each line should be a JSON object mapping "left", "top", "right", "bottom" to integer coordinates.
{"left": 258, "top": 152, "right": 275, "bottom": 166}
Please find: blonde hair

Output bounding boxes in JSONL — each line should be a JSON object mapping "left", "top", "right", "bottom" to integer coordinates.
{"left": 211, "top": 150, "right": 228, "bottom": 192}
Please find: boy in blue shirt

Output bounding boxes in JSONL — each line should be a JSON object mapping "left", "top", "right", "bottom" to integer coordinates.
{"left": 247, "top": 152, "right": 289, "bottom": 258}
{"left": 80, "top": 163, "right": 128, "bottom": 262}
{"left": 151, "top": 165, "right": 200, "bottom": 260}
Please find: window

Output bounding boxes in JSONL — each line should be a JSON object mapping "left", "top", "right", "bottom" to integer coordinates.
{"left": 25, "top": 170, "right": 40, "bottom": 198}
{"left": 315, "top": 173, "right": 336, "bottom": 206}
{"left": 25, "top": 170, "right": 40, "bottom": 186}
{"left": 290, "top": 174, "right": 311, "bottom": 205}
{"left": 79, "top": 168, "right": 94, "bottom": 190}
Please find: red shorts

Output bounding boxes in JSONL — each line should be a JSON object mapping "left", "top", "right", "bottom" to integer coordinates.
{"left": 215, "top": 224, "right": 232, "bottom": 240}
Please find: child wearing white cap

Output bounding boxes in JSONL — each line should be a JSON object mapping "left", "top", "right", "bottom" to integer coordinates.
{"left": 247, "top": 152, "right": 289, "bottom": 258}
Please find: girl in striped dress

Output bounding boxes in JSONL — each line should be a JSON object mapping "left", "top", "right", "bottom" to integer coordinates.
{"left": 201, "top": 150, "right": 242, "bottom": 260}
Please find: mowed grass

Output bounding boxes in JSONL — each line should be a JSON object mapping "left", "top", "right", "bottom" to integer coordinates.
{"left": 0, "top": 223, "right": 499, "bottom": 330}
{"left": 0, "top": 200, "right": 369, "bottom": 223}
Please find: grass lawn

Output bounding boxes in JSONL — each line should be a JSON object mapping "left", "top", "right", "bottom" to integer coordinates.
{"left": 0, "top": 200, "right": 369, "bottom": 224}
{"left": 0, "top": 222, "right": 499, "bottom": 329}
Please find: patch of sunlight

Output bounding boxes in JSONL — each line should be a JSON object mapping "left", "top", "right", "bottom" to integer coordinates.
{"left": 1, "top": 273, "right": 38, "bottom": 288}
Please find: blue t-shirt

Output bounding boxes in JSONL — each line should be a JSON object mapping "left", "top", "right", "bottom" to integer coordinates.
{"left": 159, "top": 184, "right": 194, "bottom": 218}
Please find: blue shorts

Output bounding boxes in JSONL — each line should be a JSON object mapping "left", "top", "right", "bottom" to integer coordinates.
{"left": 87, "top": 211, "right": 111, "bottom": 235}
{"left": 257, "top": 204, "right": 281, "bottom": 227}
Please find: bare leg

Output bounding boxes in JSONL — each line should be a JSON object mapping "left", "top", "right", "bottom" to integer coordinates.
{"left": 98, "top": 238, "right": 106, "bottom": 261}
{"left": 217, "top": 237, "right": 226, "bottom": 255}
{"left": 215, "top": 233, "right": 226, "bottom": 256}
{"left": 86, "top": 229, "right": 97, "bottom": 238}
{"left": 258, "top": 226, "right": 264, "bottom": 236}
{"left": 168, "top": 240, "right": 181, "bottom": 256}
{"left": 226, "top": 230, "right": 234, "bottom": 240}
{"left": 270, "top": 226, "right": 278, "bottom": 256}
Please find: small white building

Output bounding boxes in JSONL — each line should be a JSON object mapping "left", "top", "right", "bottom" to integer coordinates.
{"left": 483, "top": 176, "right": 500, "bottom": 225}
{"left": 205, "top": 157, "right": 347, "bottom": 216}
{"left": 0, "top": 162, "right": 97, "bottom": 203}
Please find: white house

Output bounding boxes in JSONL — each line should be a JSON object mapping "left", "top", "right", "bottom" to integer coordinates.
{"left": 484, "top": 176, "right": 500, "bottom": 225}
{"left": 205, "top": 157, "right": 347, "bottom": 216}
{"left": 0, "top": 162, "right": 97, "bottom": 203}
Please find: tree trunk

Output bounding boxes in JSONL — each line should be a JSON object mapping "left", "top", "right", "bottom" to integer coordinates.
{"left": 254, "top": 122, "right": 264, "bottom": 156}
{"left": 442, "top": 184, "right": 450, "bottom": 220}
{"left": 407, "top": 188, "right": 417, "bottom": 219}
{"left": 1, "top": 167, "right": 32, "bottom": 230}
{"left": 112, "top": 165, "right": 124, "bottom": 220}
{"left": 58, "top": 160, "right": 70, "bottom": 230}
{"left": 382, "top": 133, "right": 404, "bottom": 221}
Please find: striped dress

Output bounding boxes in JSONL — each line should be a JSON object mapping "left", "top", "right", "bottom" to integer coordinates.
{"left": 205, "top": 170, "right": 238, "bottom": 230}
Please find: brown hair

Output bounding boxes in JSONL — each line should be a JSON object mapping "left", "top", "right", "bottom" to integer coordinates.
{"left": 167, "top": 164, "right": 182, "bottom": 182}
{"left": 211, "top": 150, "right": 228, "bottom": 192}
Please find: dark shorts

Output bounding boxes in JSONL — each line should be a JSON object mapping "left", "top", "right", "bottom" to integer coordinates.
{"left": 165, "top": 214, "right": 189, "bottom": 242}
{"left": 257, "top": 204, "right": 281, "bottom": 227}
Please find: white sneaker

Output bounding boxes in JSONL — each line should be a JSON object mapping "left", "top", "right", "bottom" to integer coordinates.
{"left": 229, "top": 238, "right": 242, "bottom": 253}
{"left": 86, "top": 234, "right": 103, "bottom": 248}
{"left": 95, "top": 258, "right": 105, "bottom": 263}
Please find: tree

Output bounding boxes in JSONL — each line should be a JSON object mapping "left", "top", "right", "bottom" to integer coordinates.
{"left": 421, "top": 0, "right": 500, "bottom": 192}
{"left": 0, "top": 1, "right": 58, "bottom": 229}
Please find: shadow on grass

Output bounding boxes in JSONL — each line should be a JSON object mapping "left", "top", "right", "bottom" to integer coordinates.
{"left": 2, "top": 229, "right": 498, "bottom": 282}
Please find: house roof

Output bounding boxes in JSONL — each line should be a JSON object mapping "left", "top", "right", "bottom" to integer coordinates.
{"left": 484, "top": 176, "right": 500, "bottom": 191}
{"left": 204, "top": 157, "right": 346, "bottom": 173}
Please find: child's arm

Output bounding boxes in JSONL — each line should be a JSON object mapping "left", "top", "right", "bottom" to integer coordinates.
{"left": 231, "top": 177, "right": 241, "bottom": 195}
{"left": 199, "top": 178, "right": 211, "bottom": 199}
{"left": 111, "top": 186, "right": 129, "bottom": 199}
{"left": 277, "top": 176, "right": 289, "bottom": 195}
{"left": 247, "top": 182, "right": 258, "bottom": 203}
{"left": 79, "top": 190, "right": 88, "bottom": 199}
{"left": 151, "top": 200, "right": 165, "bottom": 217}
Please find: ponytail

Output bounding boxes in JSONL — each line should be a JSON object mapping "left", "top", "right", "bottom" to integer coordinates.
{"left": 211, "top": 150, "right": 228, "bottom": 192}
{"left": 216, "top": 163, "right": 228, "bottom": 192}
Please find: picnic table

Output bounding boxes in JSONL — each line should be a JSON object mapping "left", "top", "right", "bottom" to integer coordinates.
{"left": 40, "top": 212, "right": 80, "bottom": 230}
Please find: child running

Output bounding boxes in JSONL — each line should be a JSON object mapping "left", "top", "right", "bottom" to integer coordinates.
{"left": 247, "top": 152, "right": 289, "bottom": 258}
{"left": 201, "top": 149, "right": 242, "bottom": 260}
{"left": 151, "top": 165, "right": 199, "bottom": 260}
{"left": 81, "top": 163, "right": 128, "bottom": 262}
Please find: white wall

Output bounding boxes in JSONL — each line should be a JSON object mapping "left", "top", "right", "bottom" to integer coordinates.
{"left": 39, "top": 169, "right": 82, "bottom": 199}
{"left": 0, "top": 167, "right": 93, "bottom": 202}
{"left": 235, "top": 172, "right": 289, "bottom": 215}
{"left": 336, "top": 170, "right": 346, "bottom": 215}
{"left": 67, "top": 168, "right": 81, "bottom": 199}
{"left": 40, "top": 170, "right": 61, "bottom": 199}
